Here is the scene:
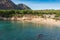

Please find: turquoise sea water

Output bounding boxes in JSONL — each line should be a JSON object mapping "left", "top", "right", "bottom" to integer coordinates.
{"left": 0, "top": 21, "right": 60, "bottom": 40}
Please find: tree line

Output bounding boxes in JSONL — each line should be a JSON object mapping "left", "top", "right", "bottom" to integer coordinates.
{"left": 0, "top": 10, "right": 60, "bottom": 17}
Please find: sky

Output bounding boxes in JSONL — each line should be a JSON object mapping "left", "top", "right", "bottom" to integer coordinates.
{"left": 12, "top": 0, "right": 60, "bottom": 10}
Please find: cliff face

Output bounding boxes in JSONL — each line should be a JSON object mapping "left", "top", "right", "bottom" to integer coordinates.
{"left": 0, "top": 0, "right": 31, "bottom": 10}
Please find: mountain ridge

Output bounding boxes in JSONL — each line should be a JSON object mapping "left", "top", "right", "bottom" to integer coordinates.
{"left": 0, "top": 0, "right": 31, "bottom": 10}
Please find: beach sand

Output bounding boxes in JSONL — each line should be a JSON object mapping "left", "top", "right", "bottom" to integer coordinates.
{"left": 21, "top": 17, "right": 60, "bottom": 26}
{"left": 1, "top": 16, "right": 60, "bottom": 26}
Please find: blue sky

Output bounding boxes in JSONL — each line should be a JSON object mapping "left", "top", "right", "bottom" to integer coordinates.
{"left": 12, "top": 0, "right": 60, "bottom": 10}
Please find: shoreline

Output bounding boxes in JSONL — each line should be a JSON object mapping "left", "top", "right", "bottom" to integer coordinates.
{"left": 0, "top": 16, "right": 60, "bottom": 26}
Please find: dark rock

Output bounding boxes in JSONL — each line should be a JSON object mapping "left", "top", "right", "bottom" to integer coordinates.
{"left": 36, "top": 34, "right": 44, "bottom": 40}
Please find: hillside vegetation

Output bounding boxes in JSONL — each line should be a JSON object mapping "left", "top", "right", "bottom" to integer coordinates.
{"left": 0, "top": 10, "right": 60, "bottom": 20}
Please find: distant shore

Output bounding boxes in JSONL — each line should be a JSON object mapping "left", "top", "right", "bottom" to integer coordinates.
{"left": 0, "top": 10, "right": 60, "bottom": 26}
{"left": 0, "top": 15, "right": 60, "bottom": 26}
{"left": 22, "top": 17, "right": 60, "bottom": 26}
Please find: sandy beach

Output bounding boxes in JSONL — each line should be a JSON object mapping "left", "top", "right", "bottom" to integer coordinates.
{"left": 21, "top": 16, "right": 60, "bottom": 26}
{"left": 31, "top": 18, "right": 60, "bottom": 26}
{"left": 0, "top": 16, "right": 60, "bottom": 26}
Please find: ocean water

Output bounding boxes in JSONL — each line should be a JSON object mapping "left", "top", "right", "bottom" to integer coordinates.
{"left": 0, "top": 21, "right": 60, "bottom": 40}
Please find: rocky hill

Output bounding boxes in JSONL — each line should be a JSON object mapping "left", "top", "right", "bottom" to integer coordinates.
{"left": 0, "top": 0, "right": 31, "bottom": 10}
{"left": 17, "top": 4, "right": 31, "bottom": 10}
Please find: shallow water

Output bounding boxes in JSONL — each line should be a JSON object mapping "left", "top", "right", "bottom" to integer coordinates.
{"left": 0, "top": 21, "right": 60, "bottom": 40}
